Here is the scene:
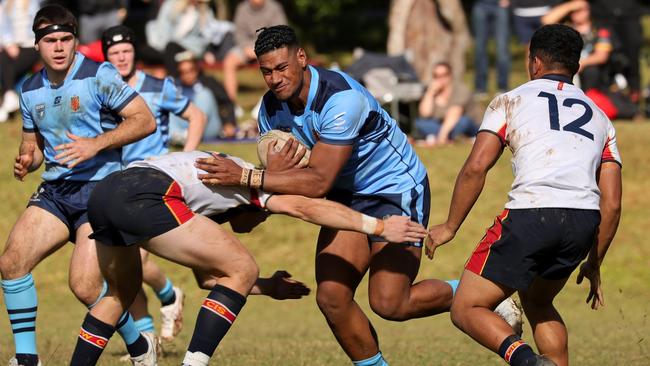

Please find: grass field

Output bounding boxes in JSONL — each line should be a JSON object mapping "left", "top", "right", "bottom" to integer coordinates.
{"left": 0, "top": 64, "right": 649, "bottom": 364}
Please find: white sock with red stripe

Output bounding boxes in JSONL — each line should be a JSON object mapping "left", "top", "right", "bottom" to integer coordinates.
{"left": 186, "top": 284, "right": 246, "bottom": 360}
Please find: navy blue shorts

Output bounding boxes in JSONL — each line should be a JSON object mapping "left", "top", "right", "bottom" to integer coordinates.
{"left": 88, "top": 168, "right": 195, "bottom": 246}
{"left": 27, "top": 180, "right": 99, "bottom": 242}
{"left": 327, "top": 176, "right": 430, "bottom": 247}
{"left": 466, "top": 208, "right": 600, "bottom": 290}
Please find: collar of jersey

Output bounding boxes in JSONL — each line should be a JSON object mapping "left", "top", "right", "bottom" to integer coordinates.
{"left": 42, "top": 51, "right": 84, "bottom": 90}
{"left": 540, "top": 73, "right": 573, "bottom": 84}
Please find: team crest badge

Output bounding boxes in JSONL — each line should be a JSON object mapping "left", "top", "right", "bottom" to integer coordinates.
{"left": 35, "top": 103, "right": 45, "bottom": 120}
{"left": 71, "top": 96, "right": 80, "bottom": 112}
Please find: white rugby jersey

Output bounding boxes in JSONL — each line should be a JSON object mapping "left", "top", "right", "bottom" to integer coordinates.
{"left": 128, "top": 151, "right": 271, "bottom": 216}
{"left": 480, "top": 74, "right": 621, "bottom": 210}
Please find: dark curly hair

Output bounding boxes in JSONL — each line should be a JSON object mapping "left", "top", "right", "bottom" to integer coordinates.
{"left": 254, "top": 25, "right": 299, "bottom": 57}
{"left": 32, "top": 4, "right": 77, "bottom": 34}
{"left": 529, "top": 24, "right": 583, "bottom": 76}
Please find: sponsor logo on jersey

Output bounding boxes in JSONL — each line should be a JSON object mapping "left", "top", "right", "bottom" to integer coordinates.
{"left": 36, "top": 104, "right": 45, "bottom": 120}
{"left": 53, "top": 96, "right": 62, "bottom": 106}
{"left": 71, "top": 96, "right": 80, "bottom": 112}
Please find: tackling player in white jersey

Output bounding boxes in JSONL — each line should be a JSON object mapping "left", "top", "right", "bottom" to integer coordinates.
{"left": 69, "top": 149, "right": 428, "bottom": 366}
{"left": 426, "top": 24, "right": 622, "bottom": 366}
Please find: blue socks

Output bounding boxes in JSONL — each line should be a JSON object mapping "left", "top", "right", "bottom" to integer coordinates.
{"left": 2, "top": 273, "right": 38, "bottom": 356}
{"left": 353, "top": 352, "right": 389, "bottom": 366}
{"left": 157, "top": 278, "right": 176, "bottom": 306}
{"left": 446, "top": 280, "right": 459, "bottom": 296}
{"left": 134, "top": 315, "right": 155, "bottom": 334}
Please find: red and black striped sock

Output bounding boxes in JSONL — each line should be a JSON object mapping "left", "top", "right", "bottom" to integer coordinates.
{"left": 187, "top": 284, "right": 246, "bottom": 357}
{"left": 70, "top": 313, "right": 114, "bottom": 366}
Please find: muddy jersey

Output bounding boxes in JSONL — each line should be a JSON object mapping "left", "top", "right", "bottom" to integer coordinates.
{"left": 128, "top": 151, "right": 272, "bottom": 216}
{"left": 479, "top": 74, "right": 621, "bottom": 210}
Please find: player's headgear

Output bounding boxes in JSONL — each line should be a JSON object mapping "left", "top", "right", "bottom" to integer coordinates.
{"left": 529, "top": 24, "right": 583, "bottom": 76}
{"left": 254, "top": 25, "right": 299, "bottom": 57}
{"left": 32, "top": 4, "right": 78, "bottom": 43}
{"left": 101, "top": 25, "right": 137, "bottom": 58}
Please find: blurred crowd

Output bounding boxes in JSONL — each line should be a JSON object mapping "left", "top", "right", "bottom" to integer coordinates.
{"left": 0, "top": 0, "right": 647, "bottom": 146}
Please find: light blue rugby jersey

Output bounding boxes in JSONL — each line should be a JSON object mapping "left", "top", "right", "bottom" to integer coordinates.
{"left": 258, "top": 65, "right": 427, "bottom": 195}
{"left": 20, "top": 52, "right": 138, "bottom": 181}
{"left": 121, "top": 71, "right": 190, "bottom": 165}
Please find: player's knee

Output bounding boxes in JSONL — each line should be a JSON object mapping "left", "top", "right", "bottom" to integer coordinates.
{"left": 369, "top": 293, "right": 408, "bottom": 321}
{"left": 221, "top": 255, "right": 259, "bottom": 290}
{"left": 316, "top": 283, "right": 352, "bottom": 317}
{"left": 69, "top": 278, "right": 101, "bottom": 306}
{"left": 449, "top": 301, "right": 467, "bottom": 330}
{"left": 0, "top": 250, "right": 29, "bottom": 279}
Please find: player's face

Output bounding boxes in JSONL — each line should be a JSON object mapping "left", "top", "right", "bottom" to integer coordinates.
{"left": 258, "top": 46, "right": 307, "bottom": 101}
{"left": 177, "top": 60, "right": 200, "bottom": 86}
{"left": 106, "top": 43, "right": 135, "bottom": 78}
{"left": 36, "top": 27, "right": 77, "bottom": 73}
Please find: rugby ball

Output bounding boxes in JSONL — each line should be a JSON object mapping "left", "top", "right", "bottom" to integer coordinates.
{"left": 257, "top": 130, "right": 311, "bottom": 168}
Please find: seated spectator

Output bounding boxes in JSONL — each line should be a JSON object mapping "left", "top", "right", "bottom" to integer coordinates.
{"left": 541, "top": 0, "right": 613, "bottom": 91}
{"left": 223, "top": 0, "right": 287, "bottom": 107}
{"left": 415, "top": 62, "right": 478, "bottom": 146}
{"left": 169, "top": 53, "right": 229, "bottom": 144}
{"left": 145, "top": 0, "right": 235, "bottom": 75}
{"left": 0, "top": 0, "right": 40, "bottom": 122}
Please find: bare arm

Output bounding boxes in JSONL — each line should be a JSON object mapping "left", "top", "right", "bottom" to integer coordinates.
{"left": 436, "top": 105, "right": 464, "bottom": 144}
{"left": 419, "top": 81, "right": 438, "bottom": 117}
{"left": 425, "top": 131, "right": 503, "bottom": 258}
{"left": 541, "top": 0, "right": 588, "bottom": 25}
{"left": 579, "top": 49, "right": 611, "bottom": 70}
{"left": 266, "top": 194, "right": 427, "bottom": 243}
{"left": 14, "top": 131, "right": 45, "bottom": 181}
{"left": 196, "top": 142, "right": 352, "bottom": 198}
{"left": 576, "top": 162, "right": 622, "bottom": 309}
{"left": 53, "top": 95, "right": 156, "bottom": 168}
{"left": 179, "top": 102, "right": 207, "bottom": 152}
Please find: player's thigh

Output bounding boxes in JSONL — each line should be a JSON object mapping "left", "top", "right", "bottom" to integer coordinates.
{"left": 518, "top": 276, "right": 569, "bottom": 309}
{"left": 95, "top": 240, "right": 143, "bottom": 300}
{"left": 142, "top": 214, "right": 257, "bottom": 278}
{"left": 367, "top": 242, "right": 421, "bottom": 301}
{"left": 69, "top": 223, "right": 106, "bottom": 303}
{"left": 315, "top": 227, "right": 371, "bottom": 293}
{"left": 453, "top": 270, "right": 515, "bottom": 311}
{"left": 0, "top": 206, "right": 69, "bottom": 276}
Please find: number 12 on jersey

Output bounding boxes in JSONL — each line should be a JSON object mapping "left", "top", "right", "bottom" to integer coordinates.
{"left": 538, "top": 92, "right": 594, "bottom": 140}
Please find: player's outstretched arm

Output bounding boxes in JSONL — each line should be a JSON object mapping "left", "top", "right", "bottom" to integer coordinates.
{"left": 425, "top": 131, "right": 503, "bottom": 259}
{"left": 14, "top": 131, "right": 44, "bottom": 181}
{"left": 577, "top": 162, "right": 622, "bottom": 310}
{"left": 250, "top": 271, "right": 311, "bottom": 300}
{"left": 196, "top": 142, "right": 352, "bottom": 198}
{"left": 53, "top": 96, "right": 156, "bottom": 168}
{"left": 266, "top": 194, "right": 428, "bottom": 243}
{"left": 180, "top": 102, "right": 207, "bottom": 152}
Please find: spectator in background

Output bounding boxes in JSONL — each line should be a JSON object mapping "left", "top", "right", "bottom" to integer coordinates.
{"left": 589, "top": 0, "right": 643, "bottom": 104}
{"left": 145, "top": 0, "right": 235, "bottom": 76}
{"left": 222, "top": 0, "right": 287, "bottom": 106}
{"left": 541, "top": 1, "right": 613, "bottom": 91}
{"left": 416, "top": 62, "right": 479, "bottom": 146}
{"left": 0, "top": 0, "right": 40, "bottom": 123}
{"left": 77, "top": 0, "right": 126, "bottom": 44}
{"left": 170, "top": 53, "right": 225, "bottom": 144}
{"left": 472, "top": 0, "right": 510, "bottom": 98}
{"left": 511, "top": 0, "right": 560, "bottom": 45}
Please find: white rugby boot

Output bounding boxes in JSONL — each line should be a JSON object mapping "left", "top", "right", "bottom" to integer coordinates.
{"left": 160, "top": 287, "right": 184, "bottom": 341}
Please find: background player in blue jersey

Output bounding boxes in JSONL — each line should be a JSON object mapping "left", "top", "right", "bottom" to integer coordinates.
{"left": 0, "top": 5, "right": 157, "bottom": 366}
{"left": 194, "top": 25, "right": 507, "bottom": 366}
{"left": 102, "top": 24, "right": 208, "bottom": 343}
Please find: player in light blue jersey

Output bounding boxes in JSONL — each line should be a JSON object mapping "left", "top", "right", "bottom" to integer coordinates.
{"left": 102, "top": 25, "right": 208, "bottom": 343}
{"left": 102, "top": 25, "right": 207, "bottom": 166}
{"left": 194, "top": 25, "right": 458, "bottom": 366}
{"left": 0, "top": 5, "right": 157, "bottom": 366}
